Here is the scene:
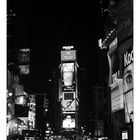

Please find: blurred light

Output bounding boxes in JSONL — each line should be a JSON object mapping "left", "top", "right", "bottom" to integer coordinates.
{"left": 20, "top": 48, "right": 30, "bottom": 52}
{"left": 45, "top": 108, "right": 48, "bottom": 112}
{"left": 98, "top": 39, "right": 102, "bottom": 48}
{"left": 62, "top": 46, "right": 74, "bottom": 50}
{"left": 46, "top": 123, "right": 49, "bottom": 127}
{"left": 45, "top": 130, "right": 50, "bottom": 133}
{"left": 8, "top": 92, "right": 13, "bottom": 97}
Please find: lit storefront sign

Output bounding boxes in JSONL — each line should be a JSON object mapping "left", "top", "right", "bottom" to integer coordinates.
{"left": 61, "top": 50, "right": 76, "bottom": 61}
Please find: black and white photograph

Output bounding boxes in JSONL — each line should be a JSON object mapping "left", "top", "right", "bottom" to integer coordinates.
{"left": 3, "top": 0, "right": 136, "bottom": 140}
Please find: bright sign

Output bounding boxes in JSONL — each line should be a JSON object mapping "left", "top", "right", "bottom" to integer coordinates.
{"left": 63, "top": 72, "right": 73, "bottom": 86}
{"left": 62, "top": 116, "right": 75, "bottom": 128}
{"left": 123, "top": 63, "right": 133, "bottom": 93}
{"left": 62, "top": 63, "right": 74, "bottom": 86}
{"left": 61, "top": 50, "right": 76, "bottom": 61}
{"left": 124, "top": 90, "right": 133, "bottom": 123}
{"left": 19, "top": 65, "right": 30, "bottom": 75}
{"left": 124, "top": 49, "right": 133, "bottom": 68}
{"left": 62, "top": 92, "right": 76, "bottom": 112}
{"left": 62, "top": 63, "right": 74, "bottom": 72}
{"left": 62, "top": 99, "right": 76, "bottom": 112}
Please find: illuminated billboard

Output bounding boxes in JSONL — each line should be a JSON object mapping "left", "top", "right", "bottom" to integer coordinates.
{"left": 62, "top": 63, "right": 74, "bottom": 86}
{"left": 63, "top": 72, "right": 73, "bottom": 86}
{"left": 124, "top": 90, "right": 133, "bottom": 123}
{"left": 62, "top": 63, "right": 74, "bottom": 72}
{"left": 14, "top": 95, "right": 27, "bottom": 105}
{"left": 111, "top": 79, "right": 124, "bottom": 112}
{"left": 123, "top": 63, "right": 133, "bottom": 93}
{"left": 122, "top": 130, "right": 128, "bottom": 140}
{"left": 107, "top": 38, "right": 120, "bottom": 86}
{"left": 61, "top": 50, "right": 76, "bottom": 61}
{"left": 62, "top": 92, "right": 76, "bottom": 112}
{"left": 62, "top": 115, "right": 75, "bottom": 129}
{"left": 19, "top": 65, "right": 30, "bottom": 75}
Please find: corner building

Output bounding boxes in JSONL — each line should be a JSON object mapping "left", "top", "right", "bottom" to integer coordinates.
{"left": 101, "top": 0, "right": 133, "bottom": 140}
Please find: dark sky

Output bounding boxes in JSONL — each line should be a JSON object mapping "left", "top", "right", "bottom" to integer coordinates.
{"left": 8, "top": 0, "right": 108, "bottom": 93}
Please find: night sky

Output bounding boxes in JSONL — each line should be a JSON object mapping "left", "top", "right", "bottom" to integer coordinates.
{"left": 7, "top": 0, "right": 109, "bottom": 94}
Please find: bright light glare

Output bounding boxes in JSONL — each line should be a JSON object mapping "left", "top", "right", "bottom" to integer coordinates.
{"left": 62, "top": 46, "right": 74, "bottom": 50}
{"left": 62, "top": 118, "right": 75, "bottom": 128}
{"left": 8, "top": 92, "right": 13, "bottom": 96}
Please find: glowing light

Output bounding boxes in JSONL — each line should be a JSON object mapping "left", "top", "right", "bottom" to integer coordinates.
{"left": 8, "top": 92, "right": 13, "bottom": 97}
{"left": 46, "top": 123, "right": 49, "bottom": 127}
{"left": 62, "top": 46, "right": 74, "bottom": 50}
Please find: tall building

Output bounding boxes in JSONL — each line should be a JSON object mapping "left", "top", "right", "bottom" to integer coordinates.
{"left": 98, "top": 0, "right": 133, "bottom": 140}
{"left": 58, "top": 46, "right": 79, "bottom": 138}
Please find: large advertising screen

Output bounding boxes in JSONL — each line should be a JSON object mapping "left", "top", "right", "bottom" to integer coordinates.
{"left": 62, "top": 63, "right": 74, "bottom": 72}
{"left": 123, "top": 48, "right": 133, "bottom": 123}
{"left": 124, "top": 90, "right": 133, "bottom": 123}
{"left": 63, "top": 72, "right": 73, "bottom": 86}
{"left": 111, "top": 79, "right": 124, "bottom": 112}
{"left": 62, "top": 92, "right": 76, "bottom": 112}
{"left": 107, "top": 39, "right": 121, "bottom": 86}
{"left": 62, "top": 63, "right": 74, "bottom": 86}
{"left": 62, "top": 115, "right": 75, "bottom": 129}
{"left": 123, "top": 63, "right": 133, "bottom": 93}
{"left": 61, "top": 50, "right": 76, "bottom": 61}
{"left": 14, "top": 95, "right": 27, "bottom": 105}
{"left": 19, "top": 65, "right": 30, "bottom": 75}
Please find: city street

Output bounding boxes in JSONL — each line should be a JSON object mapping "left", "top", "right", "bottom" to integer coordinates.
{"left": 6, "top": 0, "right": 133, "bottom": 140}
